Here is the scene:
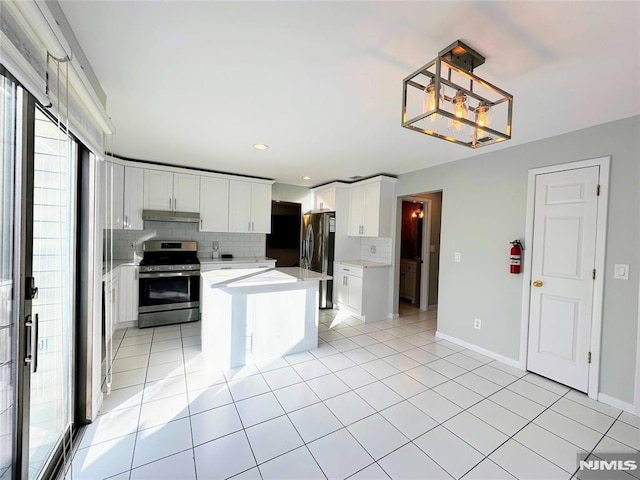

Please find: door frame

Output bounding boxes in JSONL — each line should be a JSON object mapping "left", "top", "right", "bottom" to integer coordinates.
{"left": 400, "top": 196, "right": 432, "bottom": 310}
{"left": 518, "top": 156, "right": 610, "bottom": 400}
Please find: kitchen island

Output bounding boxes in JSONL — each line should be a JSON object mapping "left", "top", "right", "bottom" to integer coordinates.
{"left": 200, "top": 267, "right": 330, "bottom": 370}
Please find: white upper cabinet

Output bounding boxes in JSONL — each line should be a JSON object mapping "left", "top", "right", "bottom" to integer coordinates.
{"left": 144, "top": 170, "right": 200, "bottom": 212}
{"left": 123, "top": 167, "right": 144, "bottom": 230}
{"left": 313, "top": 186, "right": 336, "bottom": 211}
{"left": 348, "top": 176, "right": 396, "bottom": 237}
{"left": 199, "top": 176, "right": 229, "bottom": 232}
{"left": 173, "top": 173, "right": 200, "bottom": 212}
{"left": 250, "top": 182, "right": 272, "bottom": 233}
{"left": 144, "top": 170, "right": 173, "bottom": 211}
{"left": 229, "top": 180, "right": 272, "bottom": 233}
{"left": 100, "top": 161, "right": 124, "bottom": 230}
{"left": 348, "top": 185, "right": 366, "bottom": 236}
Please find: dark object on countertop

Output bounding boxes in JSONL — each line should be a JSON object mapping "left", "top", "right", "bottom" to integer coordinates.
{"left": 221, "top": 254, "right": 233, "bottom": 260}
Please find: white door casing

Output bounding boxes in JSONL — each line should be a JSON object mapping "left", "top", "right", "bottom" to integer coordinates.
{"left": 527, "top": 166, "right": 600, "bottom": 393}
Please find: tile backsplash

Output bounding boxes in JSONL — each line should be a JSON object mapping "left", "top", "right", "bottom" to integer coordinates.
{"left": 359, "top": 237, "right": 392, "bottom": 264}
{"left": 106, "top": 221, "right": 266, "bottom": 260}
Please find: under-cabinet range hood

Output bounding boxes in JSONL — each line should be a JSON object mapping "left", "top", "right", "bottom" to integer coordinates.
{"left": 142, "top": 210, "right": 200, "bottom": 223}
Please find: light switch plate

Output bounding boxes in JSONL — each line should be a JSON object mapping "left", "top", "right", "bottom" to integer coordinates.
{"left": 614, "top": 264, "right": 629, "bottom": 280}
{"left": 454, "top": 252, "right": 462, "bottom": 263}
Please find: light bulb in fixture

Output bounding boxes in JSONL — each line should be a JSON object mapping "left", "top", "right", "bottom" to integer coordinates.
{"left": 475, "top": 101, "right": 491, "bottom": 138}
{"left": 253, "top": 144, "right": 269, "bottom": 150}
{"left": 302, "top": 176, "right": 311, "bottom": 180}
{"left": 423, "top": 79, "right": 442, "bottom": 122}
{"left": 448, "top": 90, "right": 468, "bottom": 132}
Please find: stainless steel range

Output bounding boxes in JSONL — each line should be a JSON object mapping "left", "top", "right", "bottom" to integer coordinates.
{"left": 138, "top": 241, "right": 200, "bottom": 328}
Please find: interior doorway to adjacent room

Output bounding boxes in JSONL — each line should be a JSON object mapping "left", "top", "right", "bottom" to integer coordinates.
{"left": 398, "top": 192, "right": 442, "bottom": 317}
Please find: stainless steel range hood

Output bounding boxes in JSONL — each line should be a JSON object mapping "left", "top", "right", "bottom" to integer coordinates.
{"left": 142, "top": 210, "right": 200, "bottom": 223}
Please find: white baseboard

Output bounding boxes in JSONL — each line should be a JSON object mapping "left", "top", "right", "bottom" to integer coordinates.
{"left": 427, "top": 304, "right": 438, "bottom": 311}
{"left": 389, "top": 313, "right": 400, "bottom": 319}
{"left": 435, "top": 331, "right": 523, "bottom": 370}
{"left": 597, "top": 393, "right": 636, "bottom": 414}
{"left": 117, "top": 320, "right": 137, "bottom": 329}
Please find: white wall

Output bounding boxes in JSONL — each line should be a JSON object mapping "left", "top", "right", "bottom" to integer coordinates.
{"left": 272, "top": 183, "right": 312, "bottom": 213}
{"left": 394, "top": 115, "right": 640, "bottom": 404}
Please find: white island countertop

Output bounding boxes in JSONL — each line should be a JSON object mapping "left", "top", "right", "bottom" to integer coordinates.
{"left": 202, "top": 267, "right": 331, "bottom": 288}
{"left": 335, "top": 260, "right": 391, "bottom": 268}
{"left": 199, "top": 256, "right": 276, "bottom": 265}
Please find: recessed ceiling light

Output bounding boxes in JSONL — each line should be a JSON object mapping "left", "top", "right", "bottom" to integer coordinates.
{"left": 253, "top": 144, "right": 269, "bottom": 150}
{"left": 302, "top": 176, "right": 311, "bottom": 180}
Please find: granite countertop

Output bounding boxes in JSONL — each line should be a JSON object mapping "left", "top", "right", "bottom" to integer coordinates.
{"left": 199, "top": 257, "right": 276, "bottom": 264}
{"left": 202, "top": 267, "right": 330, "bottom": 288}
{"left": 334, "top": 260, "right": 391, "bottom": 268}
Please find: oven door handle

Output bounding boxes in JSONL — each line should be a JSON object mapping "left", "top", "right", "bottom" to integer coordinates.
{"left": 139, "top": 271, "right": 201, "bottom": 279}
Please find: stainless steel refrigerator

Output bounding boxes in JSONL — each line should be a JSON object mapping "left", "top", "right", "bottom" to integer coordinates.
{"left": 301, "top": 211, "right": 336, "bottom": 309}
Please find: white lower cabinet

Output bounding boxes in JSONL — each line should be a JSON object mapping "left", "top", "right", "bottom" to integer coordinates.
{"left": 104, "top": 270, "right": 119, "bottom": 338}
{"left": 399, "top": 259, "right": 419, "bottom": 304}
{"left": 333, "top": 262, "right": 389, "bottom": 322}
{"left": 117, "top": 265, "right": 139, "bottom": 327}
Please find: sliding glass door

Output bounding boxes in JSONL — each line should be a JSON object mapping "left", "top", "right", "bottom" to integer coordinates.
{"left": 0, "top": 68, "right": 79, "bottom": 480}
{"left": 27, "top": 108, "right": 77, "bottom": 479}
{"left": 0, "top": 70, "right": 18, "bottom": 480}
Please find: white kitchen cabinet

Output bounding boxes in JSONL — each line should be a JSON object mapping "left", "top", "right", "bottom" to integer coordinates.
{"left": 200, "top": 259, "right": 276, "bottom": 273}
{"left": 104, "top": 269, "right": 119, "bottom": 341}
{"left": 100, "top": 161, "right": 125, "bottom": 230}
{"left": 123, "top": 167, "right": 144, "bottom": 230}
{"left": 144, "top": 169, "right": 173, "bottom": 211}
{"left": 313, "top": 186, "right": 336, "bottom": 211}
{"left": 399, "top": 259, "right": 419, "bottom": 304}
{"left": 199, "top": 176, "right": 230, "bottom": 232}
{"left": 228, "top": 180, "right": 272, "bottom": 233}
{"left": 101, "top": 163, "right": 143, "bottom": 231}
{"left": 118, "top": 265, "right": 139, "bottom": 327}
{"left": 333, "top": 261, "right": 390, "bottom": 322}
{"left": 348, "top": 176, "right": 396, "bottom": 237}
{"left": 144, "top": 170, "right": 200, "bottom": 213}
{"left": 174, "top": 173, "right": 200, "bottom": 212}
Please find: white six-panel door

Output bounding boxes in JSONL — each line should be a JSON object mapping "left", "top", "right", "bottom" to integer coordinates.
{"left": 527, "top": 166, "right": 599, "bottom": 392}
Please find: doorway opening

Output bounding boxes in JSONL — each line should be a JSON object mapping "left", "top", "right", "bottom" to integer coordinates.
{"left": 398, "top": 192, "right": 442, "bottom": 319}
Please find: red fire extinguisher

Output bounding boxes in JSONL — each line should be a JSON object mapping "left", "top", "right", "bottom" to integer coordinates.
{"left": 510, "top": 240, "right": 524, "bottom": 274}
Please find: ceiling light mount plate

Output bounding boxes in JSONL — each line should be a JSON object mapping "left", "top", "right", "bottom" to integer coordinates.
{"left": 438, "top": 40, "right": 485, "bottom": 73}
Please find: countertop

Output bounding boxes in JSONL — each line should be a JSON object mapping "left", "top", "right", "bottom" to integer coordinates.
{"left": 102, "top": 256, "right": 276, "bottom": 278}
{"left": 102, "top": 260, "right": 138, "bottom": 278}
{"left": 202, "top": 267, "right": 331, "bottom": 288}
{"left": 199, "top": 257, "right": 276, "bottom": 264}
{"left": 334, "top": 260, "right": 391, "bottom": 268}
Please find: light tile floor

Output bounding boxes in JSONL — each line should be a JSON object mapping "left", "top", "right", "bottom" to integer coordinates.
{"left": 69, "top": 309, "right": 640, "bottom": 480}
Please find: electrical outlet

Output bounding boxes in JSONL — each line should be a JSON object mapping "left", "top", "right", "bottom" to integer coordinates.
{"left": 454, "top": 252, "right": 462, "bottom": 263}
{"left": 370, "top": 245, "right": 376, "bottom": 254}
{"left": 474, "top": 318, "right": 482, "bottom": 330}
{"left": 212, "top": 241, "right": 219, "bottom": 251}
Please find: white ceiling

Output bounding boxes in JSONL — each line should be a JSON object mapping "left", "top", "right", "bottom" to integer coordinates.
{"left": 59, "top": 1, "right": 640, "bottom": 187}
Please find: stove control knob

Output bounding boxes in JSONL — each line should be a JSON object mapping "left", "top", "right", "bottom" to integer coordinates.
{"left": 154, "top": 266, "right": 160, "bottom": 271}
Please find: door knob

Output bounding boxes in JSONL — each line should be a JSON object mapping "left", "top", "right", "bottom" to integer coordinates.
{"left": 532, "top": 280, "right": 543, "bottom": 287}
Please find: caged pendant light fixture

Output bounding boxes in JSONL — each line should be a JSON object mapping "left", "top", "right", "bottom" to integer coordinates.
{"left": 402, "top": 40, "right": 513, "bottom": 148}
